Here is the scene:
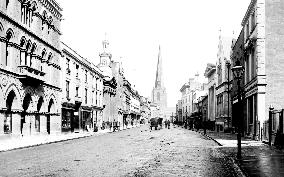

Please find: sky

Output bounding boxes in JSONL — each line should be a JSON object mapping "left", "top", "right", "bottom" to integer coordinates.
{"left": 56, "top": 0, "right": 249, "bottom": 107}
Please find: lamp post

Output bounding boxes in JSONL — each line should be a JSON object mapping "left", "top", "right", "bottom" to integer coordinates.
{"left": 231, "top": 60, "right": 244, "bottom": 159}
{"left": 226, "top": 61, "right": 231, "bottom": 131}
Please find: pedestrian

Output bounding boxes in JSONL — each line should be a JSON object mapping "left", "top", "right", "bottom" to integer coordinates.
{"left": 165, "top": 120, "right": 167, "bottom": 129}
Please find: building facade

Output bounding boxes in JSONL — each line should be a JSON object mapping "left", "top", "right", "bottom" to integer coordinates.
{"left": 215, "top": 35, "right": 233, "bottom": 132}
{"left": 231, "top": 29, "right": 245, "bottom": 135}
{"left": 0, "top": 0, "right": 62, "bottom": 136}
{"left": 233, "top": 0, "right": 284, "bottom": 141}
{"left": 60, "top": 42, "right": 104, "bottom": 133}
{"left": 180, "top": 83, "right": 190, "bottom": 124}
{"left": 204, "top": 63, "right": 217, "bottom": 130}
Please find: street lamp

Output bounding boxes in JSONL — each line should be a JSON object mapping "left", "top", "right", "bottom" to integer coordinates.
{"left": 231, "top": 60, "right": 244, "bottom": 159}
{"left": 226, "top": 61, "right": 231, "bottom": 131}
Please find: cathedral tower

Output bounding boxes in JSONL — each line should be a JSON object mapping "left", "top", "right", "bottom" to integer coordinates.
{"left": 152, "top": 46, "right": 167, "bottom": 112}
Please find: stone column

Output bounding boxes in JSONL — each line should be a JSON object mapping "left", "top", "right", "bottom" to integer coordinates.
{"left": 30, "top": 115, "right": 36, "bottom": 134}
{"left": 12, "top": 112, "right": 22, "bottom": 135}
{"left": 40, "top": 115, "right": 47, "bottom": 134}
{"left": 0, "top": 113, "right": 4, "bottom": 135}
{"left": 0, "top": 40, "right": 6, "bottom": 66}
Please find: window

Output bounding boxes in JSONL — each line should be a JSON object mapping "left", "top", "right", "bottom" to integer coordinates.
{"left": 85, "top": 70, "right": 87, "bottom": 83}
{"left": 95, "top": 92, "right": 98, "bottom": 105}
{"left": 92, "top": 90, "right": 94, "bottom": 104}
{"left": 76, "top": 64, "right": 79, "bottom": 78}
{"left": 251, "top": 11, "right": 256, "bottom": 32}
{"left": 76, "top": 86, "right": 79, "bottom": 97}
{"left": 66, "top": 58, "right": 70, "bottom": 74}
{"left": 85, "top": 88, "right": 87, "bottom": 104}
{"left": 217, "top": 64, "right": 222, "bottom": 85}
{"left": 251, "top": 46, "right": 256, "bottom": 78}
{"left": 157, "top": 92, "right": 160, "bottom": 101}
{"left": 245, "top": 55, "right": 250, "bottom": 83}
{"left": 66, "top": 81, "right": 70, "bottom": 99}
{"left": 6, "top": 0, "right": 9, "bottom": 8}
{"left": 246, "top": 22, "right": 249, "bottom": 40}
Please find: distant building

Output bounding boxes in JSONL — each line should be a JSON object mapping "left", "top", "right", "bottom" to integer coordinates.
{"left": 176, "top": 100, "right": 182, "bottom": 123}
{"left": 152, "top": 46, "right": 167, "bottom": 116}
{"left": 204, "top": 63, "right": 217, "bottom": 130}
{"left": 97, "top": 39, "right": 117, "bottom": 127}
{"left": 215, "top": 33, "right": 233, "bottom": 132}
{"left": 180, "top": 83, "right": 190, "bottom": 123}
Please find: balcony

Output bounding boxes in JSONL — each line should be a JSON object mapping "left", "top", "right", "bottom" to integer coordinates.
{"left": 18, "top": 65, "right": 45, "bottom": 85}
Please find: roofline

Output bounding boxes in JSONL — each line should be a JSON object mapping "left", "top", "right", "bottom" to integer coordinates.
{"left": 241, "top": 0, "right": 256, "bottom": 26}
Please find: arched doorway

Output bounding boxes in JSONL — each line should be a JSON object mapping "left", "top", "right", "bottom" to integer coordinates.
{"left": 5, "top": 91, "right": 16, "bottom": 134}
{"left": 47, "top": 99, "right": 54, "bottom": 134}
{"left": 35, "top": 97, "right": 43, "bottom": 133}
{"left": 22, "top": 94, "right": 32, "bottom": 134}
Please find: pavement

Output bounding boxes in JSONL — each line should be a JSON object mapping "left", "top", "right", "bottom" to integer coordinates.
{"left": 193, "top": 128, "right": 284, "bottom": 177}
{"left": 0, "top": 124, "right": 141, "bottom": 153}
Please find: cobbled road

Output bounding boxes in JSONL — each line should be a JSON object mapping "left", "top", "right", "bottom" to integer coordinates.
{"left": 0, "top": 125, "right": 242, "bottom": 177}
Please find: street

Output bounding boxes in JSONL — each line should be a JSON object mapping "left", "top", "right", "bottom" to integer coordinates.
{"left": 0, "top": 125, "right": 242, "bottom": 177}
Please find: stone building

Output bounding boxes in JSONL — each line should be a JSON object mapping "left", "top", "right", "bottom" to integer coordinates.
{"left": 140, "top": 96, "right": 151, "bottom": 124}
{"left": 231, "top": 0, "right": 284, "bottom": 141}
{"left": 111, "top": 61, "right": 125, "bottom": 128}
{"left": 0, "top": 0, "right": 62, "bottom": 136}
{"left": 215, "top": 34, "right": 233, "bottom": 132}
{"left": 97, "top": 39, "right": 117, "bottom": 129}
{"left": 130, "top": 90, "right": 141, "bottom": 126}
{"left": 152, "top": 46, "right": 167, "bottom": 115}
{"left": 60, "top": 42, "right": 104, "bottom": 133}
{"left": 231, "top": 29, "right": 245, "bottom": 134}
{"left": 204, "top": 63, "right": 217, "bottom": 130}
{"left": 176, "top": 100, "right": 182, "bottom": 123}
{"left": 122, "top": 79, "right": 131, "bottom": 127}
{"left": 179, "top": 83, "right": 190, "bottom": 123}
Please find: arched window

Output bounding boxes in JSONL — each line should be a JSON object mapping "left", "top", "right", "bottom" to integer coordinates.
{"left": 31, "top": 43, "right": 37, "bottom": 53}
{"left": 6, "top": 0, "right": 9, "bottom": 8}
{"left": 41, "top": 48, "right": 46, "bottom": 58}
{"left": 5, "top": 29, "right": 14, "bottom": 66}
{"left": 157, "top": 92, "right": 160, "bottom": 101}
{"left": 47, "top": 52, "right": 53, "bottom": 63}
{"left": 20, "top": 37, "right": 26, "bottom": 48}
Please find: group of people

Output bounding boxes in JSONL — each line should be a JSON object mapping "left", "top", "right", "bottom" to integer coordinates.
{"left": 164, "top": 120, "right": 171, "bottom": 129}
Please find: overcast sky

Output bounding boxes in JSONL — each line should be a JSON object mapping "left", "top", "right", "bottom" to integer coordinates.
{"left": 57, "top": 0, "right": 249, "bottom": 107}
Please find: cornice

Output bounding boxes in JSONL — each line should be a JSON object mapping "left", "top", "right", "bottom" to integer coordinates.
{"left": 241, "top": 0, "right": 256, "bottom": 26}
{"left": 38, "top": 0, "right": 63, "bottom": 20}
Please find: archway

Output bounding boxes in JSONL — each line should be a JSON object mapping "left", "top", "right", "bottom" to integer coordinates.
{"left": 5, "top": 91, "right": 17, "bottom": 134}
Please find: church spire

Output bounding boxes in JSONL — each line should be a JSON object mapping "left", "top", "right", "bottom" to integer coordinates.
{"left": 155, "top": 45, "right": 163, "bottom": 88}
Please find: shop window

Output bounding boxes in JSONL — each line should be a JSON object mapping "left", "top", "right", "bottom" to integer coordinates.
{"left": 4, "top": 113, "right": 12, "bottom": 134}
{"left": 35, "top": 115, "right": 40, "bottom": 132}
